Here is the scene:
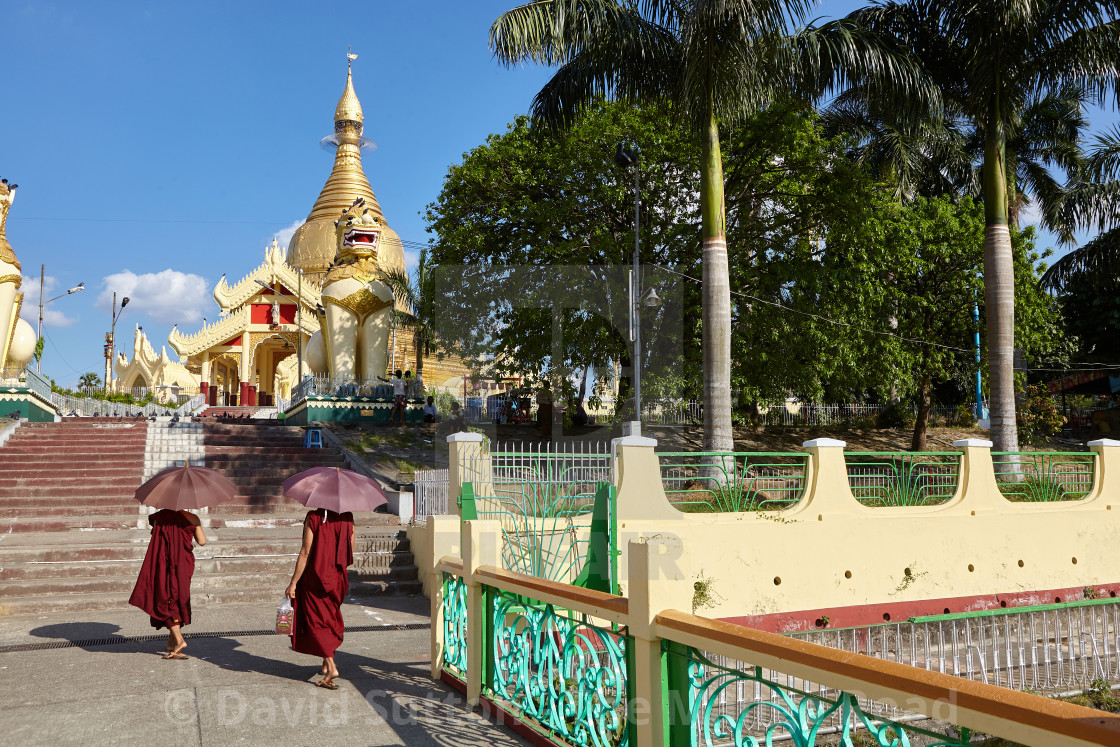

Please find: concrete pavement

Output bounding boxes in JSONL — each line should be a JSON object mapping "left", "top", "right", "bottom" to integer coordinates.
{"left": 0, "top": 597, "right": 530, "bottom": 746}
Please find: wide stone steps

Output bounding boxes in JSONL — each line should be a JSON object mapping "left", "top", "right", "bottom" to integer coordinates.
{"left": 0, "top": 527, "right": 419, "bottom": 615}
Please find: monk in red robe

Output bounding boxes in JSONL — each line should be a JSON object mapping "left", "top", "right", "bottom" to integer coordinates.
{"left": 128, "top": 509, "right": 207, "bottom": 659}
{"left": 285, "top": 508, "right": 354, "bottom": 689}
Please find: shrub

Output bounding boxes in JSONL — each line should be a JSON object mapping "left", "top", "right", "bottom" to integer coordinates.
{"left": 1017, "top": 384, "right": 1063, "bottom": 445}
{"left": 876, "top": 402, "right": 915, "bottom": 429}
{"left": 954, "top": 403, "right": 977, "bottom": 428}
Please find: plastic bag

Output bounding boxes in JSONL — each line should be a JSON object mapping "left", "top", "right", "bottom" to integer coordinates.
{"left": 276, "top": 597, "right": 294, "bottom": 635}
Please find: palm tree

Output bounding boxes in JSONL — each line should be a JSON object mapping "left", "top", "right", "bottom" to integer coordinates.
{"left": 1042, "top": 125, "right": 1120, "bottom": 290}
{"left": 377, "top": 248, "right": 437, "bottom": 381}
{"left": 490, "top": 0, "right": 926, "bottom": 453}
{"left": 823, "top": 0, "right": 1120, "bottom": 452}
{"left": 78, "top": 372, "right": 101, "bottom": 391}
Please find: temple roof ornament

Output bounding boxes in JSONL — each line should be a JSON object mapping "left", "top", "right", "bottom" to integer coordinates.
{"left": 286, "top": 55, "right": 405, "bottom": 278}
{"left": 335, "top": 50, "right": 364, "bottom": 127}
{"left": 115, "top": 325, "right": 196, "bottom": 396}
{"left": 0, "top": 178, "right": 20, "bottom": 271}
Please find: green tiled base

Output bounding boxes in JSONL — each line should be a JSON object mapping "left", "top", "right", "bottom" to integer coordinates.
{"left": 0, "top": 389, "right": 60, "bottom": 422}
{"left": 283, "top": 395, "right": 425, "bottom": 426}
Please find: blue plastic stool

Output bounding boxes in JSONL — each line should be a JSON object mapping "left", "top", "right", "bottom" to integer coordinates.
{"left": 304, "top": 429, "right": 323, "bottom": 448}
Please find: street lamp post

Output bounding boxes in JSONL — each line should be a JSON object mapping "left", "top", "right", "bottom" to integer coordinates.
{"left": 105, "top": 293, "right": 130, "bottom": 392}
{"left": 35, "top": 264, "right": 84, "bottom": 373}
{"left": 615, "top": 142, "right": 660, "bottom": 427}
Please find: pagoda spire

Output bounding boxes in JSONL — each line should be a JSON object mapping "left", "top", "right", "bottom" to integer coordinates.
{"left": 305, "top": 53, "right": 383, "bottom": 223}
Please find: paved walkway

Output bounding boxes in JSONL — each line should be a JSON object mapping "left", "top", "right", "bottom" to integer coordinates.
{"left": 0, "top": 597, "right": 529, "bottom": 746}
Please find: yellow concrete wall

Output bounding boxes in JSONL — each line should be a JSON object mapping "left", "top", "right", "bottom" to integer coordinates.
{"left": 611, "top": 437, "right": 1120, "bottom": 619}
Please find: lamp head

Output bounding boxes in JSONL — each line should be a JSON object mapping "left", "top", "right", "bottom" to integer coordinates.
{"left": 121, "top": 297, "right": 130, "bottom": 309}
{"left": 68, "top": 283, "right": 85, "bottom": 294}
{"left": 643, "top": 287, "right": 662, "bottom": 308}
{"left": 615, "top": 142, "right": 638, "bottom": 167}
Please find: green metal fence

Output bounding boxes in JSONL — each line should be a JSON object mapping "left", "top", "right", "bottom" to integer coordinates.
{"left": 459, "top": 444, "right": 617, "bottom": 589}
{"left": 992, "top": 451, "right": 1096, "bottom": 501}
{"left": 666, "top": 645, "right": 974, "bottom": 746}
{"left": 845, "top": 452, "right": 962, "bottom": 507}
{"left": 657, "top": 452, "right": 808, "bottom": 512}
{"left": 487, "top": 587, "right": 631, "bottom": 747}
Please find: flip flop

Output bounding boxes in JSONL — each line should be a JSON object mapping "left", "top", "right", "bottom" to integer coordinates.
{"left": 162, "top": 652, "right": 189, "bottom": 660}
{"left": 315, "top": 679, "right": 339, "bottom": 690}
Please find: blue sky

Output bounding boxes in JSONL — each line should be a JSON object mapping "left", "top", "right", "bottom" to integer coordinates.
{"left": 1, "top": 1, "right": 1114, "bottom": 387}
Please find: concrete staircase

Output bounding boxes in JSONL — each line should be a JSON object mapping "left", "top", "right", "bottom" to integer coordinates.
{"left": 0, "top": 418, "right": 419, "bottom": 615}
{"left": 0, "top": 418, "right": 148, "bottom": 533}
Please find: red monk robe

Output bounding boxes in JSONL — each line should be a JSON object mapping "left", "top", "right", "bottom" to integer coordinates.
{"left": 128, "top": 509, "right": 197, "bottom": 629}
{"left": 291, "top": 509, "right": 354, "bottom": 658}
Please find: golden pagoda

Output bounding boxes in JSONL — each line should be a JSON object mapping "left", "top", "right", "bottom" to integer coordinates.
{"left": 286, "top": 56, "right": 406, "bottom": 282}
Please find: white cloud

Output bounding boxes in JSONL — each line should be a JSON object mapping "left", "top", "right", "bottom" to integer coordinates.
{"left": 97, "top": 269, "right": 210, "bottom": 325}
{"left": 18, "top": 274, "right": 79, "bottom": 328}
{"left": 274, "top": 219, "right": 304, "bottom": 251}
{"left": 403, "top": 250, "right": 420, "bottom": 273}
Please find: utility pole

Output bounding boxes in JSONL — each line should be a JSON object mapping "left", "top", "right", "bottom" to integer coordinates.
{"left": 36, "top": 265, "right": 43, "bottom": 373}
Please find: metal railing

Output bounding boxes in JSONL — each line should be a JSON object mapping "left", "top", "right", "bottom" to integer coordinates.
{"left": 464, "top": 441, "right": 612, "bottom": 584}
{"left": 993, "top": 451, "right": 1096, "bottom": 501}
{"left": 435, "top": 545, "right": 1120, "bottom": 747}
{"left": 845, "top": 451, "right": 962, "bottom": 507}
{"left": 51, "top": 389, "right": 205, "bottom": 418}
{"left": 657, "top": 451, "right": 809, "bottom": 512}
{"left": 290, "top": 375, "right": 416, "bottom": 405}
{"left": 787, "top": 599, "right": 1120, "bottom": 699}
{"left": 414, "top": 468, "right": 449, "bottom": 521}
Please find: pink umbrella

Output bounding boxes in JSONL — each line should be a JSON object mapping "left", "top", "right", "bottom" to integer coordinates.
{"left": 135, "top": 464, "right": 238, "bottom": 510}
{"left": 282, "top": 466, "right": 388, "bottom": 513}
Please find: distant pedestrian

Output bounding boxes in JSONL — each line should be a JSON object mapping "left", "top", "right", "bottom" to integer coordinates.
{"left": 285, "top": 508, "right": 355, "bottom": 689}
{"left": 128, "top": 509, "right": 207, "bottom": 659}
{"left": 536, "top": 383, "right": 553, "bottom": 437}
{"left": 423, "top": 396, "right": 439, "bottom": 423}
{"left": 378, "top": 370, "right": 407, "bottom": 425}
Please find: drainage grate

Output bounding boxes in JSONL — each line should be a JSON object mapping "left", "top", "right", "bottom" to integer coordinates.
{"left": 0, "top": 622, "right": 431, "bottom": 654}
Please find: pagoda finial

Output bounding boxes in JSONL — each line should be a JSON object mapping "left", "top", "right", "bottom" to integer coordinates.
{"left": 335, "top": 49, "right": 363, "bottom": 129}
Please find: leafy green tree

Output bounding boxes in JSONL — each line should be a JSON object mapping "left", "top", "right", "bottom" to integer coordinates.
{"left": 818, "top": 0, "right": 1120, "bottom": 452}
{"left": 425, "top": 104, "right": 699, "bottom": 409}
{"left": 489, "top": 0, "right": 827, "bottom": 453}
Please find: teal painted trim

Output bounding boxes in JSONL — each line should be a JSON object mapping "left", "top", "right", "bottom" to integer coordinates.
{"left": 909, "top": 596, "right": 1120, "bottom": 624}
{"left": 623, "top": 634, "right": 638, "bottom": 746}
{"left": 574, "top": 482, "right": 613, "bottom": 593}
{"left": 663, "top": 640, "right": 691, "bottom": 747}
{"left": 460, "top": 483, "right": 478, "bottom": 520}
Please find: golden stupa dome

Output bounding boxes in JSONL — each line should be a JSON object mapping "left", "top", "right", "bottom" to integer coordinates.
{"left": 286, "top": 57, "right": 404, "bottom": 279}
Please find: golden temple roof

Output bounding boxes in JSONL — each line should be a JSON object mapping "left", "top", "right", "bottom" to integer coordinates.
{"left": 287, "top": 55, "right": 400, "bottom": 276}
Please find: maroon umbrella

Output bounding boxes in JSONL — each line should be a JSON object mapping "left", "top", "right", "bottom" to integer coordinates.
{"left": 135, "top": 464, "right": 238, "bottom": 510}
{"left": 282, "top": 466, "right": 388, "bottom": 513}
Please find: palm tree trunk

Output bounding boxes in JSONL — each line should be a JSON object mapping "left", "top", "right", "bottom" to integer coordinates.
{"left": 982, "top": 110, "right": 1020, "bottom": 453}
{"left": 700, "top": 108, "right": 734, "bottom": 455}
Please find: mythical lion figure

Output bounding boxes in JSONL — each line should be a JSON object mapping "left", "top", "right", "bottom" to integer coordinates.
{"left": 0, "top": 178, "right": 34, "bottom": 368}
{"left": 316, "top": 197, "right": 395, "bottom": 380}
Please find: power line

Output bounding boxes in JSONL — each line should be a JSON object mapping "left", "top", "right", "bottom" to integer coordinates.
{"left": 653, "top": 264, "right": 974, "bottom": 353}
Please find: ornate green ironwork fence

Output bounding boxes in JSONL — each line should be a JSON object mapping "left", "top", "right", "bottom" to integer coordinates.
{"left": 992, "top": 451, "right": 1096, "bottom": 501}
{"left": 488, "top": 587, "right": 631, "bottom": 747}
{"left": 657, "top": 452, "right": 808, "bottom": 512}
{"left": 844, "top": 452, "right": 962, "bottom": 507}
{"left": 667, "top": 645, "right": 972, "bottom": 746}
{"left": 442, "top": 573, "right": 468, "bottom": 679}
{"left": 460, "top": 443, "right": 616, "bottom": 588}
